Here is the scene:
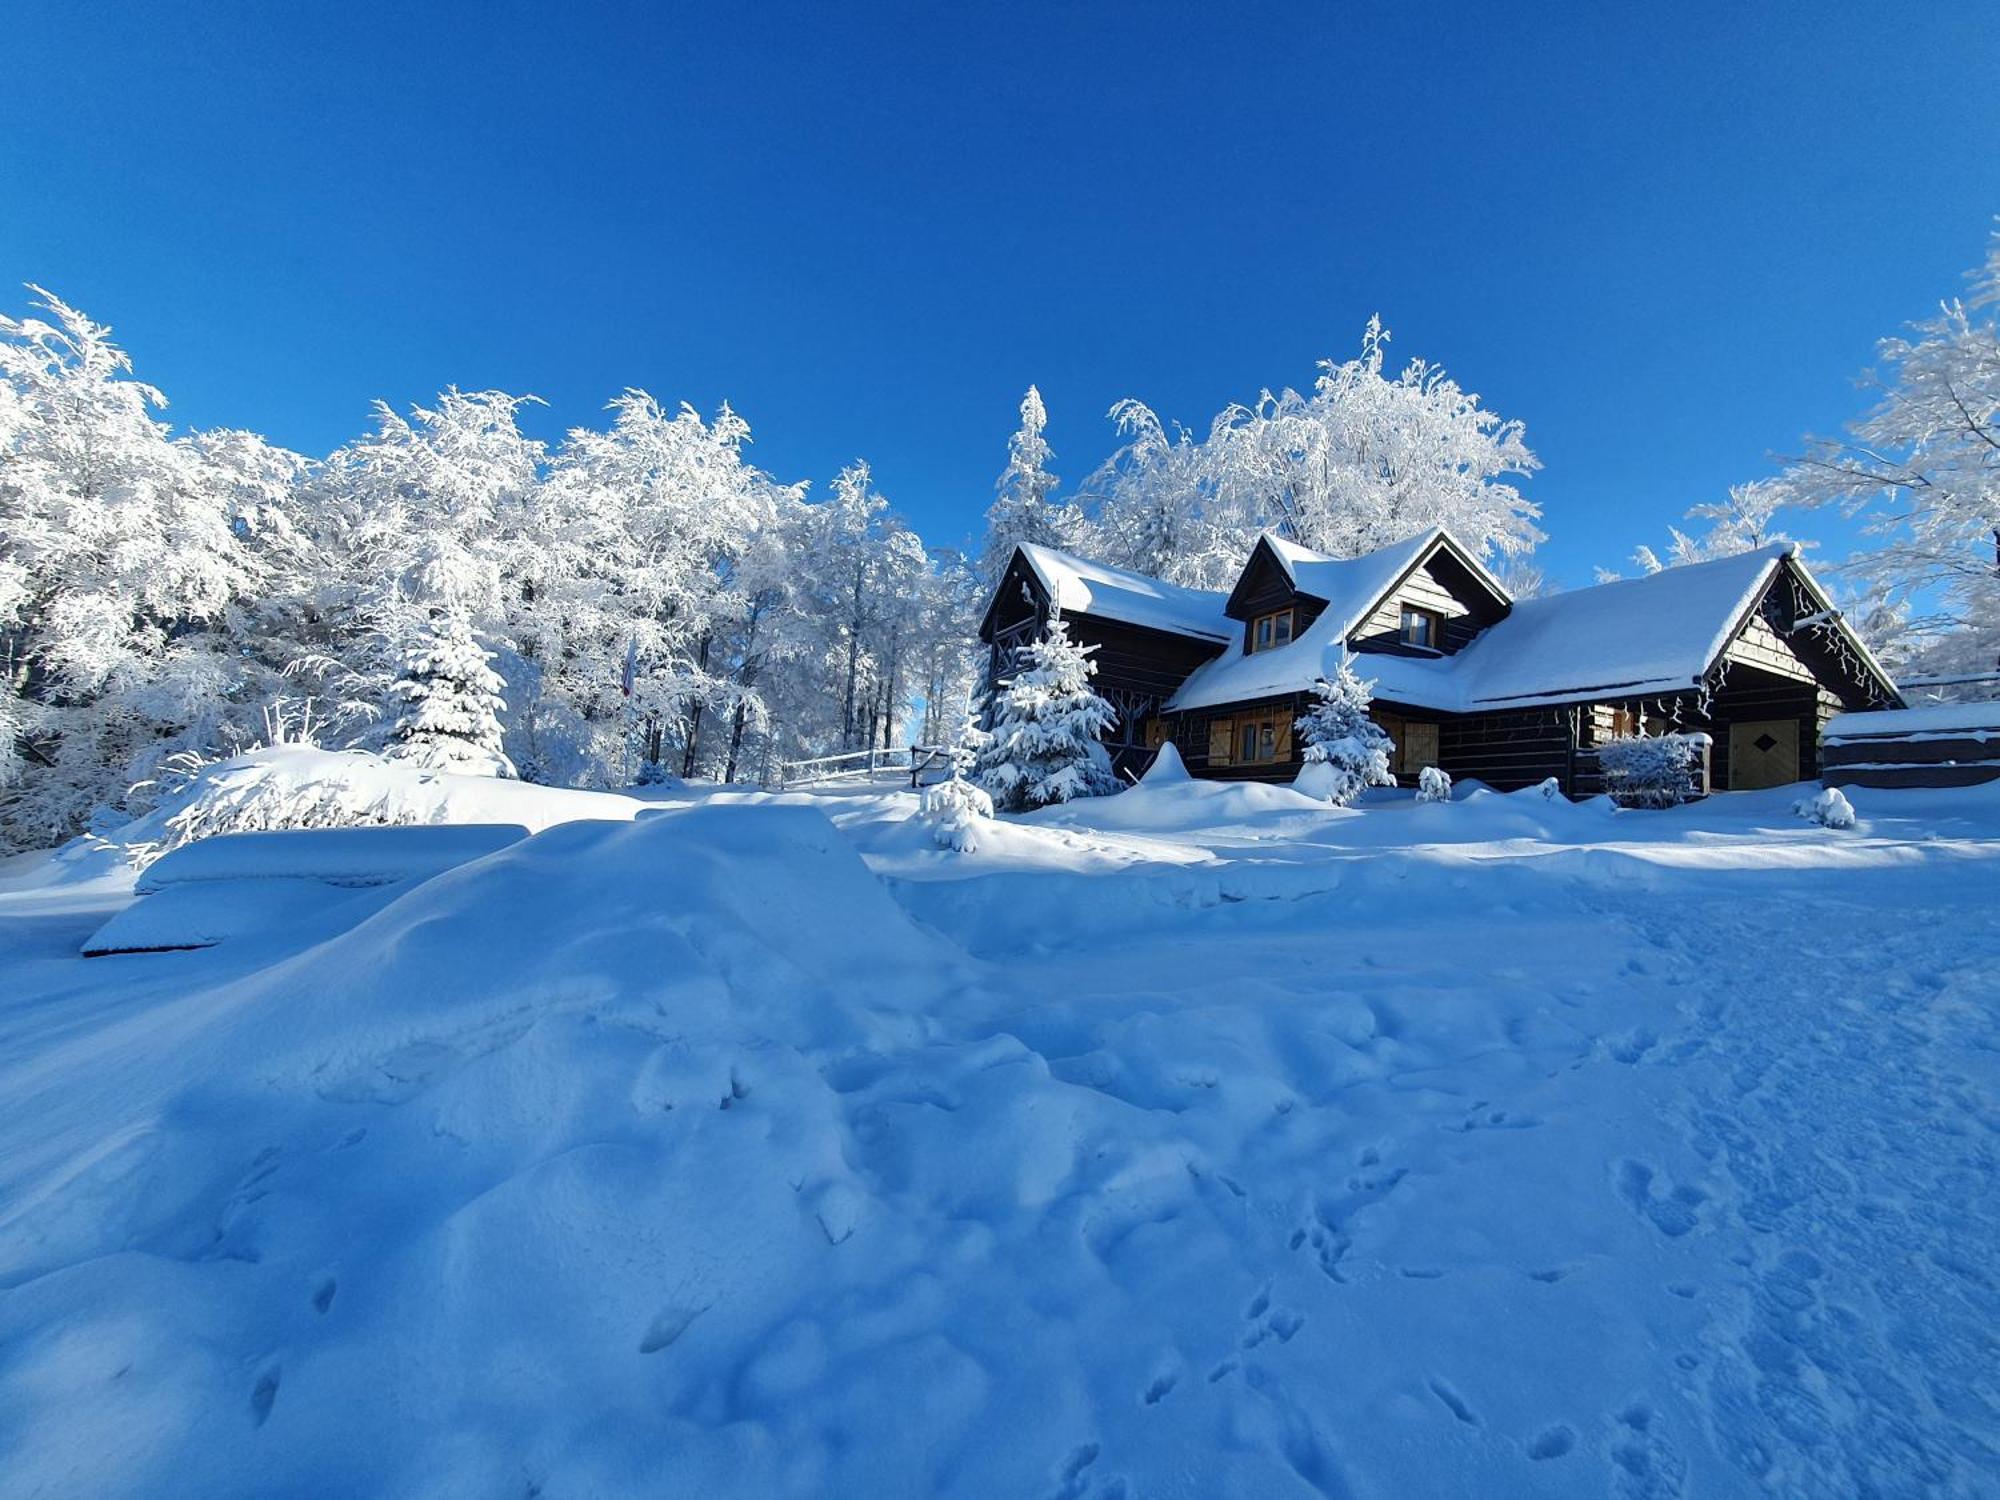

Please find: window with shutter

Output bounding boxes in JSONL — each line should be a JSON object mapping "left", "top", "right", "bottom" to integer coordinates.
{"left": 1208, "top": 717, "right": 1234, "bottom": 765}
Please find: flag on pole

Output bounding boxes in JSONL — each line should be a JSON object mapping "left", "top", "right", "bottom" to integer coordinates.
{"left": 621, "top": 637, "right": 637, "bottom": 698}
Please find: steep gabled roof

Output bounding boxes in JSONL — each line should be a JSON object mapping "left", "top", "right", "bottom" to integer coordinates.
{"left": 1170, "top": 529, "right": 1510, "bottom": 711}
{"left": 1439, "top": 545, "right": 1798, "bottom": 710}
{"left": 1262, "top": 528, "right": 1511, "bottom": 615}
{"left": 988, "top": 542, "right": 1234, "bottom": 643}
{"left": 1176, "top": 540, "right": 1901, "bottom": 715}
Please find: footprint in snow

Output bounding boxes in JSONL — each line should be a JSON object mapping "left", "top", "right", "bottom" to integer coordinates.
{"left": 1528, "top": 1424, "right": 1576, "bottom": 1460}
{"left": 1616, "top": 1160, "right": 1706, "bottom": 1238}
{"left": 1049, "top": 1441, "right": 1101, "bottom": 1500}
{"left": 249, "top": 1364, "right": 281, "bottom": 1427}
{"left": 1428, "top": 1377, "right": 1479, "bottom": 1426}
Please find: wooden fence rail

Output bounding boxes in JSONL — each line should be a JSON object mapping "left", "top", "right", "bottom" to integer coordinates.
{"left": 769, "top": 745, "right": 954, "bottom": 791}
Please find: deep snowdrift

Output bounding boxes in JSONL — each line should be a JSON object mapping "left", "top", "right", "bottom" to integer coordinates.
{"left": 2, "top": 777, "right": 1997, "bottom": 1497}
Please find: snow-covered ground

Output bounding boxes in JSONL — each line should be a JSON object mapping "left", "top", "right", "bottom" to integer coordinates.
{"left": 1, "top": 771, "right": 1997, "bottom": 1497}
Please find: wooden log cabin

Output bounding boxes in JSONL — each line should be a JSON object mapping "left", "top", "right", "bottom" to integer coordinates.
{"left": 978, "top": 528, "right": 1904, "bottom": 794}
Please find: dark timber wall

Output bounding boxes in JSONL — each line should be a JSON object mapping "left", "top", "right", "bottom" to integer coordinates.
{"left": 1822, "top": 721, "right": 2000, "bottom": 789}
{"left": 1434, "top": 704, "right": 1576, "bottom": 790}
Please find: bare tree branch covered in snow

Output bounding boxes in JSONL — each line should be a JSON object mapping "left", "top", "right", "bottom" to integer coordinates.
{"left": 1075, "top": 318, "right": 1544, "bottom": 587}
{"left": 1755, "top": 228, "right": 2000, "bottom": 685}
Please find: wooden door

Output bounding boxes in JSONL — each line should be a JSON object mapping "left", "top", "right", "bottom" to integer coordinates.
{"left": 1728, "top": 718, "right": 1800, "bottom": 789}
{"left": 1403, "top": 721, "right": 1440, "bottom": 774}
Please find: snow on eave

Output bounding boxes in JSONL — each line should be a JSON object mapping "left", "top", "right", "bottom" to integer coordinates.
{"left": 1767, "top": 551, "right": 1905, "bottom": 707}
{"left": 1003, "top": 542, "right": 1234, "bottom": 643}
{"left": 1826, "top": 701, "right": 2000, "bottom": 739}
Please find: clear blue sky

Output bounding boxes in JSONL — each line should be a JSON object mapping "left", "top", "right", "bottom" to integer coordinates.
{"left": 5, "top": 1, "right": 1996, "bottom": 586}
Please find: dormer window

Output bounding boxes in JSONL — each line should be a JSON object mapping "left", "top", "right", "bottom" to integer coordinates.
{"left": 1399, "top": 605, "right": 1442, "bottom": 651}
{"left": 1249, "top": 608, "right": 1294, "bottom": 654}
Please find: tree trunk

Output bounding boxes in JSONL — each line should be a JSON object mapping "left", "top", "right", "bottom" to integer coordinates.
{"left": 682, "top": 634, "right": 712, "bottom": 778}
{"left": 840, "top": 568, "right": 866, "bottom": 748}
{"left": 724, "top": 701, "right": 748, "bottom": 783}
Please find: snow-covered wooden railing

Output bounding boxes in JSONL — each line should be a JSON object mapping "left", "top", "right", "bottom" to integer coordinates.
{"left": 769, "top": 745, "right": 954, "bottom": 791}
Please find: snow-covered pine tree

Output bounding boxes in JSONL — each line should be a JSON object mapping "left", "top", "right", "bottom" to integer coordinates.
{"left": 384, "top": 609, "right": 515, "bottom": 776}
{"left": 980, "top": 385, "right": 1083, "bottom": 582}
{"left": 1293, "top": 653, "right": 1396, "bottom": 807}
{"left": 973, "top": 615, "right": 1119, "bottom": 811}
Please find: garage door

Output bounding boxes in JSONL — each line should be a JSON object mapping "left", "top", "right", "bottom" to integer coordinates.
{"left": 1728, "top": 718, "right": 1800, "bottom": 790}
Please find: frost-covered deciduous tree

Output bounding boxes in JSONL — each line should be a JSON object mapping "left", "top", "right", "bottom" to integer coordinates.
{"left": 0, "top": 282, "right": 989, "bottom": 846}
{"left": 1293, "top": 654, "right": 1396, "bottom": 807}
{"left": 1083, "top": 319, "right": 1542, "bottom": 585}
{"left": 973, "top": 615, "right": 1118, "bottom": 811}
{"left": 1632, "top": 480, "right": 1802, "bottom": 575}
{"left": 384, "top": 609, "right": 514, "bottom": 776}
{"left": 1756, "top": 228, "right": 2000, "bottom": 686}
{"left": 0, "top": 288, "right": 280, "bottom": 849}
{"left": 981, "top": 386, "right": 1082, "bottom": 582}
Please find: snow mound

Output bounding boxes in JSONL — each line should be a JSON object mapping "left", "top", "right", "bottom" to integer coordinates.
{"left": 1139, "top": 740, "right": 1190, "bottom": 784}
{"left": 82, "top": 825, "right": 534, "bottom": 956}
{"left": 0, "top": 805, "right": 969, "bottom": 1494}
{"left": 108, "top": 746, "right": 649, "bottom": 867}
{"left": 1034, "top": 769, "right": 1333, "bottom": 835}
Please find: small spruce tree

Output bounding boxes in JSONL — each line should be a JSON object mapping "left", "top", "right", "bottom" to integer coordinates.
{"left": 973, "top": 616, "right": 1119, "bottom": 811}
{"left": 1293, "top": 652, "right": 1396, "bottom": 807}
{"left": 384, "top": 609, "right": 515, "bottom": 776}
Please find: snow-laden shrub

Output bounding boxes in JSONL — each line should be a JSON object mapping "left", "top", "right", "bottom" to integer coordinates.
{"left": 1293, "top": 653, "right": 1396, "bottom": 807}
{"left": 1530, "top": 776, "right": 1563, "bottom": 801}
{"left": 921, "top": 774, "right": 994, "bottom": 853}
{"left": 117, "top": 747, "right": 428, "bottom": 869}
{"left": 1416, "top": 765, "right": 1452, "bottom": 804}
{"left": 385, "top": 610, "right": 515, "bottom": 777}
{"left": 973, "top": 617, "right": 1119, "bottom": 812}
{"left": 635, "top": 758, "right": 678, "bottom": 788}
{"left": 1597, "top": 734, "right": 1701, "bottom": 809}
{"left": 1795, "top": 786, "right": 1857, "bottom": 829}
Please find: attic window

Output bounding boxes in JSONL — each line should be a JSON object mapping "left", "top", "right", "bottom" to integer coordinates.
{"left": 1399, "top": 606, "right": 1442, "bottom": 651}
{"left": 1250, "top": 609, "right": 1294, "bottom": 654}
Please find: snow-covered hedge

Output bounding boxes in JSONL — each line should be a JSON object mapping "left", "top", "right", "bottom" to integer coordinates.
{"left": 1597, "top": 734, "right": 1706, "bottom": 809}
{"left": 117, "top": 748, "right": 425, "bottom": 868}
{"left": 1416, "top": 766, "right": 1452, "bottom": 804}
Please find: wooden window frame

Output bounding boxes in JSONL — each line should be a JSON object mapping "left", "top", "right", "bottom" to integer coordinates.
{"left": 1248, "top": 608, "right": 1294, "bottom": 655}
{"left": 1399, "top": 605, "right": 1443, "bottom": 651}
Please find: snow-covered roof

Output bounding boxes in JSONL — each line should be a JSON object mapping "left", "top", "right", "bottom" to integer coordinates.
{"left": 1826, "top": 702, "right": 2000, "bottom": 740}
{"left": 1169, "top": 538, "right": 1869, "bottom": 715}
{"left": 1012, "top": 543, "right": 1233, "bottom": 642}
{"left": 1169, "top": 532, "right": 1447, "bottom": 711}
{"left": 1438, "top": 545, "right": 1794, "bottom": 711}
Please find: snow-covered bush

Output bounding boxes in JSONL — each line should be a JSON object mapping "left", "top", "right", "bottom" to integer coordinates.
{"left": 1416, "top": 765, "right": 1452, "bottom": 804}
{"left": 1293, "top": 653, "right": 1396, "bottom": 807}
{"left": 1597, "top": 733, "right": 1702, "bottom": 809}
{"left": 920, "top": 774, "right": 994, "bottom": 853}
{"left": 973, "top": 617, "right": 1119, "bottom": 812}
{"left": 115, "top": 748, "right": 426, "bottom": 868}
{"left": 1795, "top": 786, "right": 1857, "bottom": 829}
{"left": 385, "top": 610, "right": 515, "bottom": 777}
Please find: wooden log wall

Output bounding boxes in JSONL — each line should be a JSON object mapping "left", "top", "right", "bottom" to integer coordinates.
{"left": 1435, "top": 706, "right": 1576, "bottom": 791}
